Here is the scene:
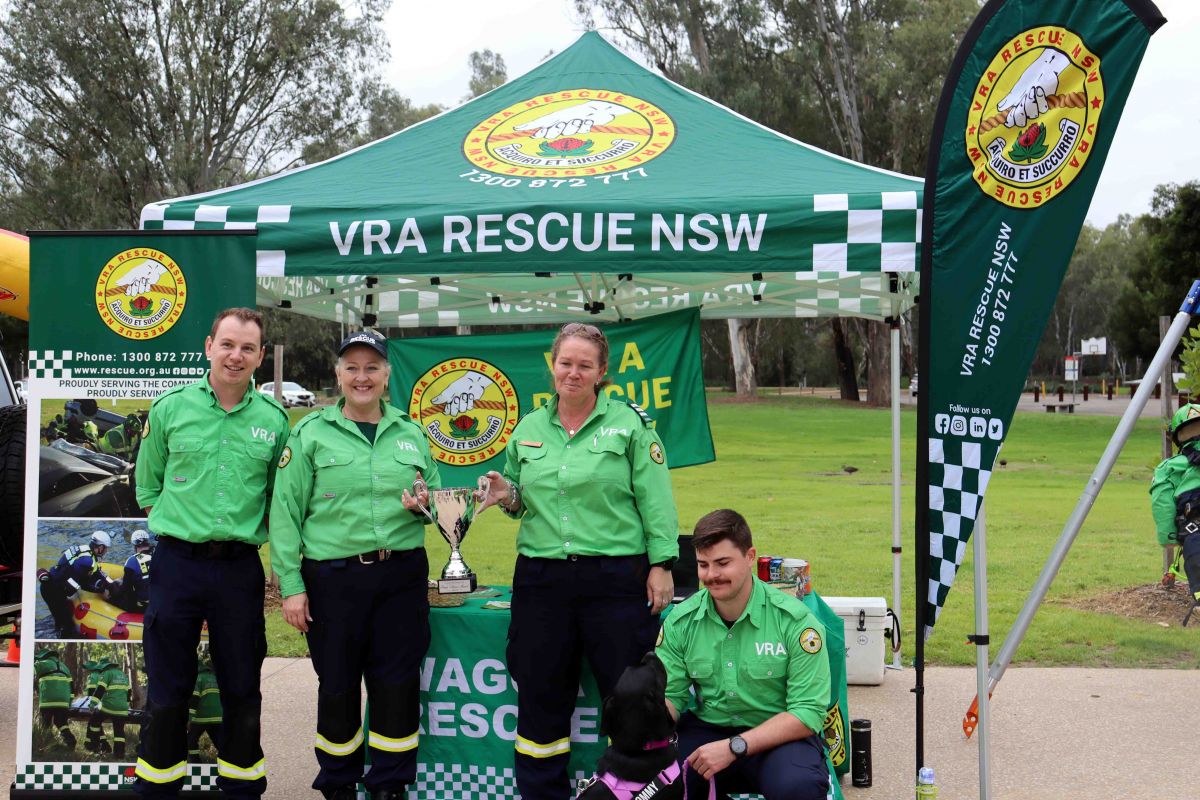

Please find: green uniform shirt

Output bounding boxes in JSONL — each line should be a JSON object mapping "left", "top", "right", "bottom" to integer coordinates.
{"left": 270, "top": 399, "right": 441, "bottom": 598}
{"left": 34, "top": 656, "right": 73, "bottom": 708}
{"left": 84, "top": 664, "right": 102, "bottom": 708}
{"left": 1149, "top": 449, "right": 1200, "bottom": 546}
{"left": 501, "top": 392, "right": 679, "bottom": 563}
{"left": 657, "top": 577, "right": 831, "bottom": 734}
{"left": 135, "top": 373, "right": 289, "bottom": 545}
{"left": 97, "top": 665, "right": 131, "bottom": 716}
{"left": 191, "top": 668, "right": 222, "bottom": 724}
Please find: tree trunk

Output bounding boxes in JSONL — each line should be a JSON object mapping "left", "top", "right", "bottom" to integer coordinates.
{"left": 831, "top": 319, "right": 859, "bottom": 401}
{"left": 865, "top": 320, "right": 892, "bottom": 406}
{"left": 727, "top": 318, "right": 757, "bottom": 398}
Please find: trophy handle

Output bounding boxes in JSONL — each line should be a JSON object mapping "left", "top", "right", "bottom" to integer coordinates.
{"left": 412, "top": 477, "right": 436, "bottom": 524}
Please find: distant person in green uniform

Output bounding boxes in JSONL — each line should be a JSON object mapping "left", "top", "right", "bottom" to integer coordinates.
{"left": 1150, "top": 403, "right": 1200, "bottom": 600}
{"left": 34, "top": 646, "right": 76, "bottom": 749}
{"left": 187, "top": 656, "right": 222, "bottom": 760}
{"left": 657, "top": 509, "right": 831, "bottom": 800}
{"left": 271, "top": 330, "right": 440, "bottom": 800}
{"left": 81, "top": 659, "right": 109, "bottom": 753}
{"left": 478, "top": 321, "right": 679, "bottom": 800}
{"left": 90, "top": 656, "right": 133, "bottom": 758}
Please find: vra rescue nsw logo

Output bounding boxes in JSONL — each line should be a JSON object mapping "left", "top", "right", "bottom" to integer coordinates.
{"left": 95, "top": 248, "right": 187, "bottom": 340}
{"left": 965, "top": 26, "right": 1104, "bottom": 209}
{"left": 410, "top": 359, "right": 518, "bottom": 466}
{"left": 464, "top": 89, "right": 676, "bottom": 178}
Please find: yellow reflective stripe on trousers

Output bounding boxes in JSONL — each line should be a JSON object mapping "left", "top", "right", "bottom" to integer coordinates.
{"left": 515, "top": 735, "right": 571, "bottom": 758}
{"left": 136, "top": 758, "right": 188, "bottom": 784}
{"left": 315, "top": 727, "right": 365, "bottom": 756}
{"left": 217, "top": 757, "right": 266, "bottom": 781}
{"left": 367, "top": 729, "right": 418, "bottom": 753}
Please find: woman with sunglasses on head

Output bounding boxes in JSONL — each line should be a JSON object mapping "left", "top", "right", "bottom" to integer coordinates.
{"left": 479, "top": 322, "right": 680, "bottom": 800}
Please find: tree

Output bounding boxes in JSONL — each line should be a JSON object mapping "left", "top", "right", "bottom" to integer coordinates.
{"left": 0, "top": 0, "right": 389, "bottom": 231}
{"left": 465, "top": 49, "right": 508, "bottom": 100}
{"left": 1111, "top": 182, "right": 1200, "bottom": 366}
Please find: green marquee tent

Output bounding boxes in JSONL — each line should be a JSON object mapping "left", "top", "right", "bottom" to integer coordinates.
{"left": 140, "top": 31, "right": 922, "bottom": 328}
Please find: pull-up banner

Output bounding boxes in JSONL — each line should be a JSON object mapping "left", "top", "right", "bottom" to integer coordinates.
{"left": 17, "top": 231, "right": 256, "bottom": 796}
{"left": 917, "top": 0, "right": 1164, "bottom": 637}
{"left": 389, "top": 308, "right": 713, "bottom": 485}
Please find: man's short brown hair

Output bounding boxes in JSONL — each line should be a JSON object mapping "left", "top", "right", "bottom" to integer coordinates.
{"left": 691, "top": 509, "right": 753, "bottom": 554}
{"left": 209, "top": 307, "right": 264, "bottom": 343}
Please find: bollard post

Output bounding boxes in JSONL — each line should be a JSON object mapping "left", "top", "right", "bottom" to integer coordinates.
{"left": 1058, "top": 385, "right": 1064, "bottom": 402}
{"left": 1083, "top": 385, "right": 1089, "bottom": 402}
{"left": 1033, "top": 385, "right": 1040, "bottom": 402}
{"left": 1107, "top": 385, "right": 1114, "bottom": 401}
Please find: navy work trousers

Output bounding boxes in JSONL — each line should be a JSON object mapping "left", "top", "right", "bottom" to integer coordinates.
{"left": 135, "top": 537, "right": 266, "bottom": 798}
{"left": 507, "top": 553, "right": 660, "bottom": 800}
{"left": 676, "top": 713, "right": 829, "bottom": 800}
{"left": 301, "top": 547, "right": 430, "bottom": 795}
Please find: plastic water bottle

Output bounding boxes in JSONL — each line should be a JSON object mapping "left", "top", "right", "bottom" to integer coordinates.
{"left": 916, "top": 766, "right": 938, "bottom": 799}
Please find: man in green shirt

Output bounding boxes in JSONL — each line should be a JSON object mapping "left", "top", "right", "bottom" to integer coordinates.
{"left": 82, "top": 659, "right": 109, "bottom": 754}
{"left": 34, "top": 646, "right": 76, "bottom": 749}
{"left": 134, "top": 308, "right": 288, "bottom": 799}
{"left": 91, "top": 656, "right": 133, "bottom": 758}
{"left": 657, "top": 509, "right": 830, "bottom": 800}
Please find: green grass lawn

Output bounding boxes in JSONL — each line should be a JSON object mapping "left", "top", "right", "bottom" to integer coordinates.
{"left": 214, "top": 396, "right": 1196, "bottom": 667}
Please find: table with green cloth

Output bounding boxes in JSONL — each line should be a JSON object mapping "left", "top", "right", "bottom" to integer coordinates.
{"left": 407, "top": 587, "right": 849, "bottom": 800}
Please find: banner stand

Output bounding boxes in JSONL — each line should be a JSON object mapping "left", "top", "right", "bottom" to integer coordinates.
{"left": 965, "top": 280, "right": 1200, "bottom": 727}
{"left": 972, "top": 502, "right": 990, "bottom": 800}
{"left": 889, "top": 316, "right": 903, "bottom": 671}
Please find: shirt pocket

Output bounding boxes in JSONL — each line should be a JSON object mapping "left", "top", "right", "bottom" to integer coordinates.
{"left": 243, "top": 440, "right": 273, "bottom": 480}
{"left": 167, "top": 436, "right": 208, "bottom": 481}
{"left": 514, "top": 444, "right": 548, "bottom": 484}
{"left": 587, "top": 435, "right": 631, "bottom": 485}
{"left": 744, "top": 657, "right": 786, "bottom": 683}
{"left": 391, "top": 442, "right": 428, "bottom": 484}
{"left": 313, "top": 451, "right": 357, "bottom": 498}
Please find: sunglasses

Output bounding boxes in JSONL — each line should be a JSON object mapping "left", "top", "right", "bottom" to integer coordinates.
{"left": 561, "top": 322, "right": 602, "bottom": 336}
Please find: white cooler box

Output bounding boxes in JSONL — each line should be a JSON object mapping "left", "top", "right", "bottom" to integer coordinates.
{"left": 822, "top": 596, "right": 888, "bottom": 685}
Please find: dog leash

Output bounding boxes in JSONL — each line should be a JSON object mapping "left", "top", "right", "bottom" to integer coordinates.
{"left": 598, "top": 761, "right": 681, "bottom": 800}
{"left": 681, "top": 761, "right": 716, "bottom": 800}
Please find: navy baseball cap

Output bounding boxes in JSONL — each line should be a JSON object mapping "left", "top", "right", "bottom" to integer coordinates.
{"left": 338, "top": 330, "right": 388, "bottom": 358}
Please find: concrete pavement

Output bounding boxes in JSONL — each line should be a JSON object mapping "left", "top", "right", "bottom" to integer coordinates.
{"left": 6, "top": 659, "right": 1199, "bottom": 799}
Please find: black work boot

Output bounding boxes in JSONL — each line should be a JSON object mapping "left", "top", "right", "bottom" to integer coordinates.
{"left": 322, "top": 787, "right": 357, "bottom": 800}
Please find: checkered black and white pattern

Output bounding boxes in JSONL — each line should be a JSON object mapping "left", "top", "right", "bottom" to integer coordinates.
{"left": 408, "top": 763, "right": 520, "bottom": 800}
{"left": 28, "top": 350, "right": 73, "bottom": 379}
{"left": 926, "top": 436, "right": 997, "bottom": 637}
{"left": 16, "top": 763, "right": 218, "bottom": 792}
{"left": 810, "top": 191, "right": 922, "bottom": 275}
{"left": 140, "top": 203, "right": 290, "bottom": 277}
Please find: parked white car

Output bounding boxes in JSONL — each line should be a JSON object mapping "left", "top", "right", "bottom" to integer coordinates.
{"left": 260, "top": 381, "right": 317, "bottom": 407}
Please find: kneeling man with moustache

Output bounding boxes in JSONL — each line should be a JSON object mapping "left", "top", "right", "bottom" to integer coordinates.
{"left": 656, "top": 509, "right": 831, "bottom": 800}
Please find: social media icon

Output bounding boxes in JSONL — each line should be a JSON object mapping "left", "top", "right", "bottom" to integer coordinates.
{"left": 935, "top": 414, "right": 950, "bottom": 434}
{"left": 950, "top": 416, "right": 967, "bottom": 436}
{"left": 988, "top": 418, "right": 1004, "bottom": 440}
{"left": 970, "top": 416, "right": 987, "bottom": 438}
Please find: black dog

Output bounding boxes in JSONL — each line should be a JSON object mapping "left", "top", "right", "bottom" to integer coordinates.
{"left": 576, "top": 652, "right": 684, "bottom": 800}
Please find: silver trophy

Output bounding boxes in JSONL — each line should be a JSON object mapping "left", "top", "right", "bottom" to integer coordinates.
{"left": 417, "top": 478, "right": 488, "bottom": 594}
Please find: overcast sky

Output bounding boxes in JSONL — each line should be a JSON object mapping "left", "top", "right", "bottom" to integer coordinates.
{"left": 384, "top": 0, "right": 1198, "bottom": 228}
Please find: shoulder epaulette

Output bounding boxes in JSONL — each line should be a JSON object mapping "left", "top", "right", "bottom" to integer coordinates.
{"left": 765, "top": 585, "right": 815, "bottom": 621}
{"left": 256, "top": 391, "right": 289, "bottom": 419}
{"left": 624, "top": 399, "right": 654, "bottom": 427}
{"left": 152, "top": 382, "right": 192, "bottom": 405}
{"left": 290, "top": 410, "right": 323, "bottom": 436}
{"left": 669, "top": 590, "right": 705, "bottom": 620}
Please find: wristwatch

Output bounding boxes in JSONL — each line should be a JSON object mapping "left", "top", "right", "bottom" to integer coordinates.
{"left": 728, "top": 735, "right": 748, "bottom": 759}
{"left": 651, "top": 558, "right": 677, "bottom": 571}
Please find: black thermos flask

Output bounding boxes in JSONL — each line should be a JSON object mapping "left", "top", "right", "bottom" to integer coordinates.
{"left": 851, "top": 718, "right": 872, "bottom": 787}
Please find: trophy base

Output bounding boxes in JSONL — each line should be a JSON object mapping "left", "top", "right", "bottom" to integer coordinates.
{"left": 438, "top": 574, "right": 477, "bottom": 594}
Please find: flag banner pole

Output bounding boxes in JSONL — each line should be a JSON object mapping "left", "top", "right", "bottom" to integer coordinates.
{"left": 972, "top": 501, "right": 991, "bottom": 800}
{"left": 960, "top": 281, "right": 1200, "bottom": 733}
{"left": 914, "top": 0, "right": 1164, "bottom": 772}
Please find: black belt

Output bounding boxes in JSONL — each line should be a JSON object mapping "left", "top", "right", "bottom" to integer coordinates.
{"left": 306, "top": 548, "right": 411, "bottom": 566}
{"left": 157, "top": 535, "right": 258, "bottom": 560}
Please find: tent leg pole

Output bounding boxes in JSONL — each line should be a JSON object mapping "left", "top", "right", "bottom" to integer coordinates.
{"left": 983, "top": 282, "right": 1200, "bottom": 699}
{"left": 974, "top": 502, "right": 991, "bottom": 800}
{"left": 890, "top": 319, "right": 903, "bottom": 670}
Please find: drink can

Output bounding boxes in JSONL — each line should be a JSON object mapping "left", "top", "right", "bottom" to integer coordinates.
{"left": 781, "top": 558, "right": 804, "bottom": 581}
{"left": 794, "top": 559, "right": 812, "bottom": 596}
{"left": 768, "top": 557, "right": 783, "bottom": 582}
{"left": 757, "top": 556, "right": 773, "bottom": 581}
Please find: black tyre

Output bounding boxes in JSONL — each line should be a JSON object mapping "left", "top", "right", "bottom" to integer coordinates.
{"left": 0, "top": 402, "right": 27, "bottom": 568}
